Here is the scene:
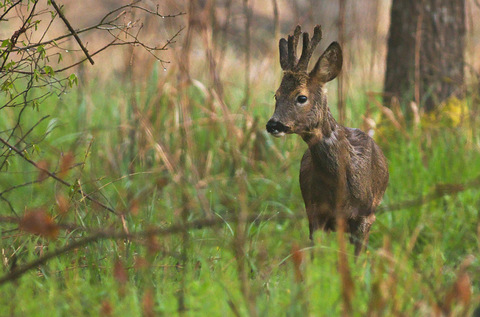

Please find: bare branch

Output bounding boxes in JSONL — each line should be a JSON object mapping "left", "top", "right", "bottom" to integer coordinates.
{"left": 100, "top": 1, "right": 185, "bottom": 24}
{"left": 0, "top": 213, "right": 301, "bottom": 286}
{"left": 0, "top": 0, "right": 38, "bottom": 71}
{"left": 0, "top": 138, "right": 118, "bottom": 215}
{"left": 10, "top": 24, "right": 183, "bottom": 75}
{"left": 49, "top": 0, "right": 95, "bottom": 65}
{"left": 0, "top": 0, "right": 22, "bottom": 21}
{"left": 0, "top": 196, "right": 17, "bottom": 216}
{"left": 0, "top": 171, "right": 478, "bottom": 286}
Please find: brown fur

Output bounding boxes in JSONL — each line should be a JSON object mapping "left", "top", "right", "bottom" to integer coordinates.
{"left": 266, "top": 26, "right": 389, "bottom": 255}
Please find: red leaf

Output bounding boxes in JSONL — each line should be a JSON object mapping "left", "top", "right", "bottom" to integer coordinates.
{"left": 134, "top": 257, "right": 149, "bottom": 271}
{"left": 100, "top": 300, "right": 113, "bottom": 317}
{"left": 146, "top": 233, "right": 161, "bottom": 255}
{"left": 113, "top": 260, "right": 128, "bottom": 284}
{"left": 55, "top": 194, "right": 70, "bottom": 214}
{"left": 20, "top": 209, "right": 59, "bottom": 239}
{"left": 129, "top": 199, "right": 139, "bottom": 216}
{"left": 142, "top": 288, "right": 155, "bottom": 317}
{"left": 443, "top": 256, "right": 473, "bottom": 313}
{"left": 59, "top": 152, "right": 75, "bottom": 178}
{"left": 36, "top": 160, "right": 50, "bottom": 181}
{"left": 291, "top": 243, "right": 304, "bottom": 282}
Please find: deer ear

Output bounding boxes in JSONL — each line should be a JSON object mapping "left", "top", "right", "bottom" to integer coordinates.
{"left": 310, "top": 42, "right": 342, "bottom": 83}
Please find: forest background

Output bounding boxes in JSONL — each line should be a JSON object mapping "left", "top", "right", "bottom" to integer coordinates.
{"left": 1, "top": 0, "right": 480, "bottom": 315}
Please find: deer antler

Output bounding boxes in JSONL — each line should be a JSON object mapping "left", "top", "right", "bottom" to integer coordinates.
{"left": 279, "top": 25, "right": 323, "bottom": 72}
{"left": 297, "top": 25, "right": 322, "bottom": 71}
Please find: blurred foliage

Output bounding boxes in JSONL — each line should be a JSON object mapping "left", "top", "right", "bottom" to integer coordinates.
{"left": 422, "top": 96, "right": 469, "bottom": 129}
{"left": 1, "top": 0, "right": 480, "bottom": 316}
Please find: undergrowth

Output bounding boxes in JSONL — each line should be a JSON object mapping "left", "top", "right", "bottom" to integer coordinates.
{"left": 1, "top": 58, "right": 480, "bottom": 316}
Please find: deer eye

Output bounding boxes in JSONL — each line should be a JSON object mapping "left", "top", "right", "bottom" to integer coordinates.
{"left": 296, "top": 95, "right": 308, "bottom": 104}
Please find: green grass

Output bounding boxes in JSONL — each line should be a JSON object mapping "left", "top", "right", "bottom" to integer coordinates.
{"left": 1, "top": 61, "right": 480, "bottom": 316}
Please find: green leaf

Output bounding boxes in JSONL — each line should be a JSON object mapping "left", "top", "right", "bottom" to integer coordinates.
{"left": 44, "top": 65, "right": 55, "bottom": 76}
{"left": 45, "top": 118, "right": 58, "bottom": 135}
{"left": 68, "top": 73, "right": 78, "bottom": 87}
{"left": 32, "top": 99, "right": 40, "bottom": 111}
{"left": 32, "top": 144, "right": 41, "bottom": 154}
{"left": 33, "top": 69, "right": 41, "bottom": 82}
{"left": 36, "top": 45, "right": 46, "bottom": 59}
{"left": 1, "top": 79, "right": 13, "bottom": 93}
{"left": 4, "top": 60, "right": 16, "bottom": 70}
{"left": 2, "top": 159, "right": 9, "bottom": 171}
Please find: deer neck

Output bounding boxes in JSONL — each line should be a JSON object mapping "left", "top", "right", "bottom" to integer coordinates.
{"left": 301, "top": 107, "right": 346, "bottom": 174}
{"left": 301, "top": 106, "right": 341, "bottom": 142}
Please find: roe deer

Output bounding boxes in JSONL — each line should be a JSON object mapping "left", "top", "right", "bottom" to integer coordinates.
{"left": 266, "top": 25, "right": 389, "bottom": 255}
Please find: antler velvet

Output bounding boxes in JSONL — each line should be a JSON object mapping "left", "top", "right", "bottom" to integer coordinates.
{"left": 279, "top": 25, "right": 323, "bottom": 72}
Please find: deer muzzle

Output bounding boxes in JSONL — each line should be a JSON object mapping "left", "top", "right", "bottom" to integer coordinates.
{"left": 266, "top": 119, "right": 291, "bottom": 137}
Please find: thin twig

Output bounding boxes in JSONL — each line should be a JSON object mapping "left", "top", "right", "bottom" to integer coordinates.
{"left": 0, "top": 138, "right": 118, "bottom": 215}
{"left": 0, "top": 0, "right": 38, "bottom": 71}
{"left": 0, "top": 196, "right": 17, "bottom": 216}
{"left": 337, "top": 0, "right": 346, "bottom": 124}
{"left": 49, "top": 0, "right": 95, "bottom": 65}
{"left": 414, "top": 5, "right": 424, "bottom": 107}
{"left": 0, "top": 0, "right": 22, "bottom": 21}
{"left": 15, "top": 115, "right": 50, "bottom": 147}
{"left": 0, "top": 213, "right": 301, "bottom": 286}
{"left": 377, "top": 175, "right": 480, "bottom": 214}
{"left": 242, "top": 0, "right": 251, "bottom": 109}
{"left": 11, "top": 15, "right": 122, "bottom": 53}
{"left": 10, "top": 28, "right": 182, "bottom": 76}
{"left": 99, "top": 0, "right": 184, "bottom": 24}
{"left": 1, "top": 172, "right": 479, "bottom": 286}
{"left": 0, "top": 179, "right": 43, "bottom": 197}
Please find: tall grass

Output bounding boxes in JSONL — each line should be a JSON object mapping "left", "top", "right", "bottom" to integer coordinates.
{"left": 1, "top": 59, "right": 479, "bottom": 315}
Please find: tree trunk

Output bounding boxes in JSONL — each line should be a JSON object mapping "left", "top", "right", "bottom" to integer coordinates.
{"left": 384, "top": 0, "right": 466, "bottom": 112}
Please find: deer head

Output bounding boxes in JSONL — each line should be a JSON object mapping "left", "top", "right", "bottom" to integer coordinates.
{"left": 266, "top": 25, "right": 343, "bottom": 138}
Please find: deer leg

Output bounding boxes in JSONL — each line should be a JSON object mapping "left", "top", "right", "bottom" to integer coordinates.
{"left": 352, "top": 213, "right": 376, "bottom": 256}
{"left": 307, "top": 211, "right": 321, "bottom": 240}
{"left": 308, "top": 219, "right": 317, "bottom": 261}
{"left": 308, "top": 214, "right": 325, "bottom": 260}
{"left": 308, "top": 221, "right": 315, "bottom": 241}
{"left": 352, "top": 232, "right": 364, "bottom": 256}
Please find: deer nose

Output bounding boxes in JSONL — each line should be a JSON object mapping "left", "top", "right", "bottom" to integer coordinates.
{"left": 266, "top": 120, "right": 288, "bottom": 135}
